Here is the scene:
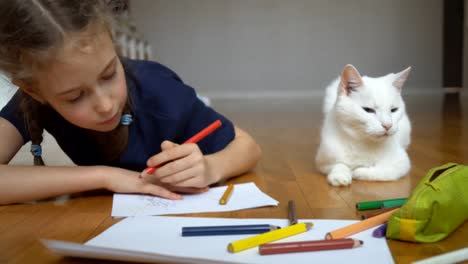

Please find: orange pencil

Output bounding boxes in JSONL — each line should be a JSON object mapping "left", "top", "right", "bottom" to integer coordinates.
{"left": 143, "top": 120, "right": 222, "bottom": 175}
{"left": 325, "top": 208, "right": 398, "bottom": 239}
{"left": 219, "top": 184, "right": 234, "bottom": 205}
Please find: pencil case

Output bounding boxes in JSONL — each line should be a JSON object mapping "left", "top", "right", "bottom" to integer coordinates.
{"left": 386, "top": 163, "right": 468, "bottom": 243}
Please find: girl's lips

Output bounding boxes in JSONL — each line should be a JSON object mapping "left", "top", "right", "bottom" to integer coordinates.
{"left": 100, "top": 112, "right": 119, "bottom": 125}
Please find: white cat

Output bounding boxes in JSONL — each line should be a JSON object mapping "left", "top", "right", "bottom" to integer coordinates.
{"left": 315, "top": 65, "right": 411, "bottom": 186}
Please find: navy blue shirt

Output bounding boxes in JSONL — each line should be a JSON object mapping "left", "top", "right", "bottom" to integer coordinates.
{"left": 0, "top": 59, "right": 235, "bottom": 171}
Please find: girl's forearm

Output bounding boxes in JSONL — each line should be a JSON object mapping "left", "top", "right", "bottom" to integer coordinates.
{"left": 0, "top": 164, "right": 107, "bottom": 205}
{"left": 206, "top": 127, "right": 262, "bottom": 183}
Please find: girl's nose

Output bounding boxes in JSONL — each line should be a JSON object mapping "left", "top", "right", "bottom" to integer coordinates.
{"left": 94, "top": 92, "right": 113, "bottom": 114}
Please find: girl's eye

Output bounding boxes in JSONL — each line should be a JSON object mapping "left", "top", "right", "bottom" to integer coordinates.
{"left": 67, "top": 92, "right": 84, "bottom": 103}
{"left": 391, "top": 107, "right": 399, "bottom": 113}
{"left": 362, "top": 107, "right": 375, "bottom": 113}
{"left": 101, "top": 70, "right": 116, "bottom": 81}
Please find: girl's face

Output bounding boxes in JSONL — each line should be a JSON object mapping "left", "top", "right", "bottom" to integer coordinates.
{"left": 31, "top": 30, "right": 128, "bottom": 132}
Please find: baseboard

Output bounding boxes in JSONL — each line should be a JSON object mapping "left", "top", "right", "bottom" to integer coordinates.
{"left": 443, "top": 87, "right": 462, "bottom": 94}
{"left": 201, "top": 87, "right": 448, "bottom": 99}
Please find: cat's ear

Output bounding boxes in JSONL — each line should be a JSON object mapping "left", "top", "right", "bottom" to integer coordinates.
{"left": 339, "top": 64, "right": 363, "bottom": 95}
{"left": 393, "top": 66, "right": 411, "bottom": 90}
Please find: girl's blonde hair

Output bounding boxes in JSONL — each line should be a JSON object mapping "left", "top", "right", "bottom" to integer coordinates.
{"left": 0, "top": 0, "right": 131, "bottom": 165}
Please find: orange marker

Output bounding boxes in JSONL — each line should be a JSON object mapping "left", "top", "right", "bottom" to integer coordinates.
{"left": 325, "top": 208, "right": 398, "bottom": 239}
{"left": 143, "top": 120, "right": 222, "bottom": 175}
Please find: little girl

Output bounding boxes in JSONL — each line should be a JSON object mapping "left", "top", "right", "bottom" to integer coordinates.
{"left": 0, "top": 0, "right": 261, "bottom": 205}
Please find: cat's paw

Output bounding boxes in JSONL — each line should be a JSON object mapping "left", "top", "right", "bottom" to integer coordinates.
{"left": 327, "top": 166, "right": 352, "bottom": 186}
{"left": 353, "top": 165, "right": 409, "bottom": 181}
{"left": 353, "top": 167, "right": 378, "bottom": 181}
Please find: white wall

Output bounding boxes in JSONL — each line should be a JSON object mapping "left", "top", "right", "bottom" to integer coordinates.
{"left": 130, "top": 0, "right": 442, "bottom": 98}
{"left": 0, "top": 74, "right": 17, "bottom": 108}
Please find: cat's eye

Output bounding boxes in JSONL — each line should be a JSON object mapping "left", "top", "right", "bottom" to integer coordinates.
{"left": 362, "top": 107, "right": 375, "bottom": 113}
{"left": 391, "top": 107, "right": 399, "bottom": 113}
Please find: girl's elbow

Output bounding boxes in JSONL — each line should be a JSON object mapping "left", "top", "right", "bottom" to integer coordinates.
{"left": 250, "top": 141, "right": 262, "bottom": 166}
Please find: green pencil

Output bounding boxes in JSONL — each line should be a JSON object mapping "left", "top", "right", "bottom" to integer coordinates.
{"left": 356, "top": 198, "right": 407, "bottom": 211}
{"left": 381, "top": 198, "right": 407, "bottom": 208}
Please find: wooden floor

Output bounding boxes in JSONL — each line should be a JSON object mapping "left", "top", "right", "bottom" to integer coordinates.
{"left": 0, "top": 92, "right": 467, "bottom": 263}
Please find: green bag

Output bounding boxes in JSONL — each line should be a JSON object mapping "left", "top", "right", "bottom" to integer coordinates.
{"left": 386, "top": 163, "right": 468, "bottom": 243}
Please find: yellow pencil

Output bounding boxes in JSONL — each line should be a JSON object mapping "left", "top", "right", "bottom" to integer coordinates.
{"left": 227, "top": 222, "right": 313, "bottom": 253}
{"left": 219, "top": 184, "right": 234, "bottom": 205}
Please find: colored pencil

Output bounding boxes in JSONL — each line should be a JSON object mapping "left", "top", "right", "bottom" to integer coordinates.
{"left": 143, "top": 120, "right": 222, "bottom": 175}
{"left": 413, "top": 248, "right": 468, "bottom": 264}
{"left": 355, "top": 198, "right": 407, "bottom": 211}
{"left": 259, "top": 238, "right": 363, "bottom": 255}
{"left": 219, "top": 184, "right": 234, "bottom": 205}
{"left": 372, "top": 223, "right": 388, "bottom": 238}
{"left": 182, "top": 224, "right": 280, "bottom": 236}
{"left": 360, "top": 206, "right": 401, "bottom": 220}
{"left": 325, "top": 208, "right": 398, "bottom": 239}
{"left": 227, "top": 222, "right": 313, "bottom": 253}
{"left": 288, "top": 200, "right": 297, "bottom": 225}
{"left": 381, "top": 199, "right": 407, "bottom": 208}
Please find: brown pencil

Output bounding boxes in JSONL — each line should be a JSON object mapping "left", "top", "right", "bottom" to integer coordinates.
{"left": 360, "top": 206, "right": 401, "bottom": 220}
{"left": 326, "top": 208, "right": 398, "bottom": 239}
{"left": 259, "top": 238, "right": 363, "bottom": 255}
{"left": 288, "top": 200, "right": 298, "bottom": 225}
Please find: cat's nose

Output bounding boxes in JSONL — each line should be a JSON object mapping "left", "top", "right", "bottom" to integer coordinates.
{"left": 382, "top": 123, "right": 392, "bottom": 131}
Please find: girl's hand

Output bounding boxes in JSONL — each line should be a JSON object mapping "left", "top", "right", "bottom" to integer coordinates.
{"left": 102, "top": 166, "right": 207, "bottom": 200}
{"left": 144, "top": 140, "right": 218, "bottom": 188}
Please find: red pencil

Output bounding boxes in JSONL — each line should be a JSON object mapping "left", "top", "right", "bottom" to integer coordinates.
{"left": 259, "top": 238, "right": 363, "bottom": 255}
{"left": 143, "top": 120, "right": 222, "bottom": 175}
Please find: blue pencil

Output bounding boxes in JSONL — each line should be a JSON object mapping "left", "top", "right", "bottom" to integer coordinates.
{"left": 182, "top": 224, "right": 281, "bottom": 236}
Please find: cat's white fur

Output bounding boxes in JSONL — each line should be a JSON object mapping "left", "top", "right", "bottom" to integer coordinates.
{"left": 315, "top": 65, "right": 411, "bottom": 186}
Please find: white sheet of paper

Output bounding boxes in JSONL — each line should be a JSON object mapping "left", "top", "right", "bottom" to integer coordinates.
{"left": 76, "top": 216, "right": 394, "bottom": 264}
{"left": 42, "top": 239, "right": 236, "bottom": 264}
{"left": 112, "top": 182, "right": 279, "bottom": 217}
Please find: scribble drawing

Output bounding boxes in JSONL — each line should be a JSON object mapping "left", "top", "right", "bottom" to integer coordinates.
{"left": 142, "top": 196, "right": 176, "bottom": 209}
